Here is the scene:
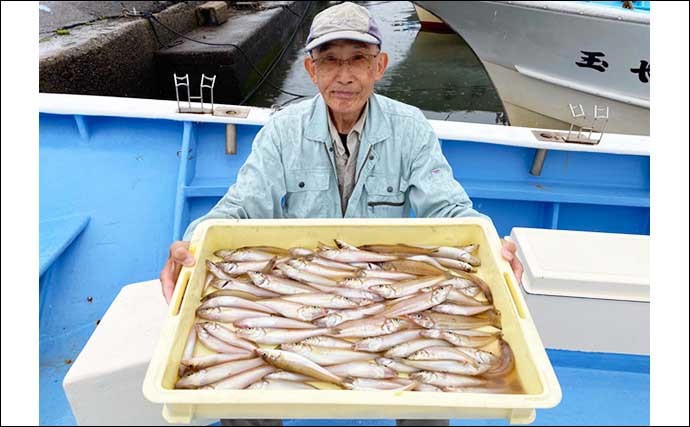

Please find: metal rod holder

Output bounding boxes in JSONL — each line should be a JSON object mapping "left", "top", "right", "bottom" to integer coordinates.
{"left": 174, "top": 73, "right": 217, "bottom": 114}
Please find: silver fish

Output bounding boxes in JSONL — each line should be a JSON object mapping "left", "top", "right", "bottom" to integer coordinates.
{"left": 384, "top": 339, "right": 451, "bottom": 358}
{"left": 288, "top": 258, "right": 357, "bottom": 279}
{"left": 276, "top": 263, "right": 338, "bottom": 287}
{"left": 443, "top": 288, "right": 485, "bottom": 306}
{"left": 381, "top": 285, "right": 452, "bottom": 318}
{"left": 310, "top": 256, "right": 360, "bottom": 271}
{"left": 215, "top": 248, "right": 276, "bottom": 262}
{"left": 414, "top": 383, "right": 442, "bottom": 392}
{"left": 431, "top": 246, "right": 481, "bottom": 266}
{"left": 333, "top": 239, "right": 360, "bottom": 250}
{"left": 406, "top": 346, "right": 479, "bottom": 366}
{"left": 375, "top": 357, "right": 420, "bottom": 374}
{"left": 335, "top": 316, "right": 410, "bottom": 338}
{"left": 280, "top": 343, "right": 377, "bottom": 366}
{"left": 433, "top": 256, "right": 475, "bottom": 272}
{"left": 409, "top": 371, "right": 486, "bottom": 388}
{"left": 483, "top": 340, "right": 514, "bottom": 378}
{"left": 216, "top": 259, "right": 275, "bottom": 277}
{"left": 370, "top": 275, "right": 447, "bottom": 299}
{"left": 248, "top": 272, "right": 318, "bottom": 295}
{"left": 318, "top": 248, "right": 398, "bottom": 263}
{"left": 353, "top": 329, "right": 424, "bottom": 352}
{"left": 196, "top": 307, "right": 271, "bottom": 323}
{"left": 175, "top": 357, "right": 265, "bottom": 389}
{"left": 233, "top": 316, "right": 317, "bottom": 330}
{"left": 431, "top": 303, "right": 494, "bottom": 317}
{"left": 181, "top": 353, "right": 255, "bottom": 371}
{"left": 206, "top": 260, "right": 233, "bottom": 280}
{"left": 203, "top": 365, "right": 276, "bottom": 390}
{"left": 202, "top": 322, "right": 257, "bottom": 352}
{"left": 342, "top": 377, "right": 416, "bottom": 391}
{"left": 195, "top": 324, "right": 253, "bottom": 354}
{"left": 256, "top": 299, "right": 328, "bottom": 322}
{"left": 255, "top": 348, "right": 343, "bottom": 384}
{"left": 198, "top": 295, "right": 278, "bottom": 313}
{"left": 247, "top": 379, "right": 317, "bottom": 390}
{"left": 326, "top": 362, "right": 397, "bottom": 379}
{"left": 235, "top": 327, "right": 337, "bottom": 345}
{"left": 421, "top": 329, "right": 501, "bottom": 348}
{"left": 263, "top": 371, "right": 315, "bottom": 382}
{"left": 359, "top": 269, "right": 417, "bottom": 280}
{"left": 289, "top": 247, "right": 314, "bottom": 258}
{"left": 298, "top": 336, "right": 354, "bottom": 349}
{"left": 340, "top": 277, "right": 394, "bottom": 290}
{"left": 406, "top": 311, "right": 501, "bottom": 330}
{"left": 306, "top": 282, "right": 383, "bottom": 302}
{"left": 210, "top": 278, "right": 280, "bottom": 298}
{"left": 281, "top": 293, "right": 359, "bottom": 309}
{"left": 401, "top": 359, "right": 492, "bottom": 376}
{"left": 179, "top": 326, "right": 197, "bottom": 377}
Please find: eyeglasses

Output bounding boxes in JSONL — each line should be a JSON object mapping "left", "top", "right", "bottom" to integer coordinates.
{"left": 312, "top": 53, "right": 379, "bottom": 74}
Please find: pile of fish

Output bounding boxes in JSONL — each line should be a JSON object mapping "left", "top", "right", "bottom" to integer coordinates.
{"left": 175, "top": 240, "right": 517, "bottom": 393}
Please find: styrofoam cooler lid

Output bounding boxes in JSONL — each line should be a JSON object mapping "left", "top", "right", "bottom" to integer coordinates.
{"left": 509, "top": 227, "right": 649, "bottom": 302}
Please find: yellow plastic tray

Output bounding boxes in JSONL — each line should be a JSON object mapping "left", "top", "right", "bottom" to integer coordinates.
{"left": 143, "top": 218, "right": 561, "bottom": 424}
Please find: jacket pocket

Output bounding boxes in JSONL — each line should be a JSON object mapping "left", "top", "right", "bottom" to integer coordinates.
{"left": 365, "top": 174, "right": 407, "bottom": 215}
{"left": 284, "top": 169, "right": 331, "bottom": 217}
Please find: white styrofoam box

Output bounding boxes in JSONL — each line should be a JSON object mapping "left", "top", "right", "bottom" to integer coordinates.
{"left": 62, "top": 280, "right": 211, "bottom": 426}
{"left": 509, "top": 228, "right": 649, "bottom": 355}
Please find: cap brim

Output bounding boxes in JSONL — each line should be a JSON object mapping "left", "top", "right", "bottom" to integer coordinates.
{"left": 305, "top": 30, "right": 380, "bottom": 52}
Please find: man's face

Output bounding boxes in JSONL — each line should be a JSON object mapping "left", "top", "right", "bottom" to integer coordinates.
{"left": 304, "top": 40, "right": 388, "bottom": 116}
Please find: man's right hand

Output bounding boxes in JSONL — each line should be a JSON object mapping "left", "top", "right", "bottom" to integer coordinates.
{"left": 160, "top": 241, "right": 196, "bottom": 304}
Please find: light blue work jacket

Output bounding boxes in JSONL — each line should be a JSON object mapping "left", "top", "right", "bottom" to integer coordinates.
{"left": 183, "top": 93, "right": 485, "bottom": 240}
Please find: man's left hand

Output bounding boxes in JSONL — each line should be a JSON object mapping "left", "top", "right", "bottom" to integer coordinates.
{"left": 500, "top": 238, "right": 523, "bottom": 284}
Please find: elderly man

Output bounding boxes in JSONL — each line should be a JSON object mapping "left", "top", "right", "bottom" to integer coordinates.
{"left": 160, "top": 3, "right": 523, "bottom": 426}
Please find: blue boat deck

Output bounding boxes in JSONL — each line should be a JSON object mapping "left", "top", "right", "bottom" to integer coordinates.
{"left": 38, "top": 97, "right": 650, "bottom": 425}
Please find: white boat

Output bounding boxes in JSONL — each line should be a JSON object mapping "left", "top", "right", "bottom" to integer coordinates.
{"left": 415, "top": 1, "right": 650, "bottom": 135}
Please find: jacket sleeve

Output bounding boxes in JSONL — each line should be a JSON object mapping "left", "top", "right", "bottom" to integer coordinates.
{"left": 182, "top": 121, "right": 286, "bottom": 241}
{"left": 407, "top": 122, "right": 490, "bottom": 221}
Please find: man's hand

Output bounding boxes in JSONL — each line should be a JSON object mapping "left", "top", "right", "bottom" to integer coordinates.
{"left": 160, "top": 241, "right": 196, "bottom": 304}
{"left": 500, "top": 238, "right": 523, "bottom": 284}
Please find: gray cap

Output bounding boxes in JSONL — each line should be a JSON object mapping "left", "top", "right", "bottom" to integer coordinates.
{"left": 305, "top": 2, "right": 382, "bottom": 52}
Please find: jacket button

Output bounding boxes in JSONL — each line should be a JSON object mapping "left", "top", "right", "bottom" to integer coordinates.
{"left": 387, "top": 186, "right": 393, "bottom": 193}
{"left": 329, "top": 146, "right": 334, "bottom": 152}
{"left": 298, "top": 182, "right": 305, "bottom": 188}
{"left": 369, "top": 155, "right": 374, "bottom": 160}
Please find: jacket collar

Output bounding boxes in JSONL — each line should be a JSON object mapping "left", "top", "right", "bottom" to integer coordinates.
{"left": 305, "top": 94, "right": 391, "bottom": 145}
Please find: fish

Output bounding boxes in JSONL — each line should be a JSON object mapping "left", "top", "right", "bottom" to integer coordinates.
{"left": 305, "top": 282, "right": 383, "bottom": 302}
{"left": 263, "top": 371, "right": 316, "bottom": 382}
{"left": 289, "top": 247, "right": 314, "bottom": 258}
{"left": 208, "top": 278, "right": 280, "bottom": 298}
{"left": 449, "top": 271, "right": 493, "bottom": 303}
{"left": 401, "top": 359, "right": 492, "bottom": 376}
{"left": 233, "top": 316, "right": 317, "bottom": 330}
{"left": 335, "top": 316, "right": 410, "bottom": 338}
{"left": 353, "top": 329, "right": 424, "bottom": 352}
{"left": 247, "top": 272, "right": 319, "bottom": 295}
{"left": 256, "top": 299, "right": 328, "bottom": 321}
{"left": 375, "top": 357, "right": 420, "bottom": 374}
{"left": 197, "top": 295, "right": 279, "bottom": 313}
{"left": 358, "top": 244, "right": 435, "bottom": 255}
{"left": 340, "top": 277, "right": 394, "bottom": 290}
{"left": 215, "top": 248, "right": 276, "bottom": 262}
{"left": 430, "top": 303, "right": 494, "bottom": 317}
{"left": 309, "top": 256, "right": 360, "bottom": 271}
{"left": 206, "top": 260, "right": 233, "bottom": 280}
{"left": 342, "top": 377, "right": 417, "bottom": 391}
{"left": 216, "top": 259, "right": 276, "bottom": 277}
{"left": 280, "top": 293, "right": 360, "bottom": 309}
{"left": 409, "top": 371, "right": 486, "bottom": 388}
{"left": 381, "top": 285, "right": 452, "bottom": 318}
{"left": 370, "top": 275, "right": 447, "bottom": 299}
{"left": 406, "top": 346, "right": 480, "bottom": 366}
{"left": 201, "top": 322, "right": 258, "bottom": 352}
{"left": 383, "top": 339, "right": 451, "bottom": 358}
{"left": 181, "top": 353, "right": 255, "bottom": 371}
{"left": 255, "top": 348, "right": 343, "bottom": 385}
{"left": 235, "top": 327, "right": 338, "bottom": 345}
{"left": 326, "top": 361, "right": 397, "bottom": 379}
{"left": 333, "top": 239, "right": 360, "bottom": 250}
{"left": 196, "top": 307, "right": 271, "bottom": 323}
{"left": 358, "top": 269, "right": 417, "bottom": 280}
{"left": 297, "top": 336, "right": 354, "bottom": 349}
{"left": 280, "top": 343, "right": 377, "bottom": 366}
{"left": 421, "top": 329, "right": 501, "bottom": 348}
{"left": 195, "top": 324, "right": 254, "bottom": 354}
{"left": 430, "top": 246, "right": 481, "bottom": 266}
{"left": 203, "top": 365, "right": 277, "bottom": 390}
{"left": 318, "top": 248, "right": 398, "bottom": 263}
{"left": 288, "top": 258, "right": 358, "bottom": 279}
{"left": 483, "top": 340, "right": 515, "bottom": 378}
{"left": 406, "top": 310, "right": 501, "bottom": 330}
{"left": 247, "top": 379, "right": 318, "bottom": 390}
{"left": 381, "top": 260, "right": 446, "bottom": 276}
{"left": 432, "top": 256, "right": 475, "bottom": 272}
{"left": 175, "top": 357, "right": 265, "bottom": 389}
{"left": 179, "top": 326, "right": 197, "bottom": 377}
{"left": 276, "top": 263, "right": 338, "bottom": 287}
